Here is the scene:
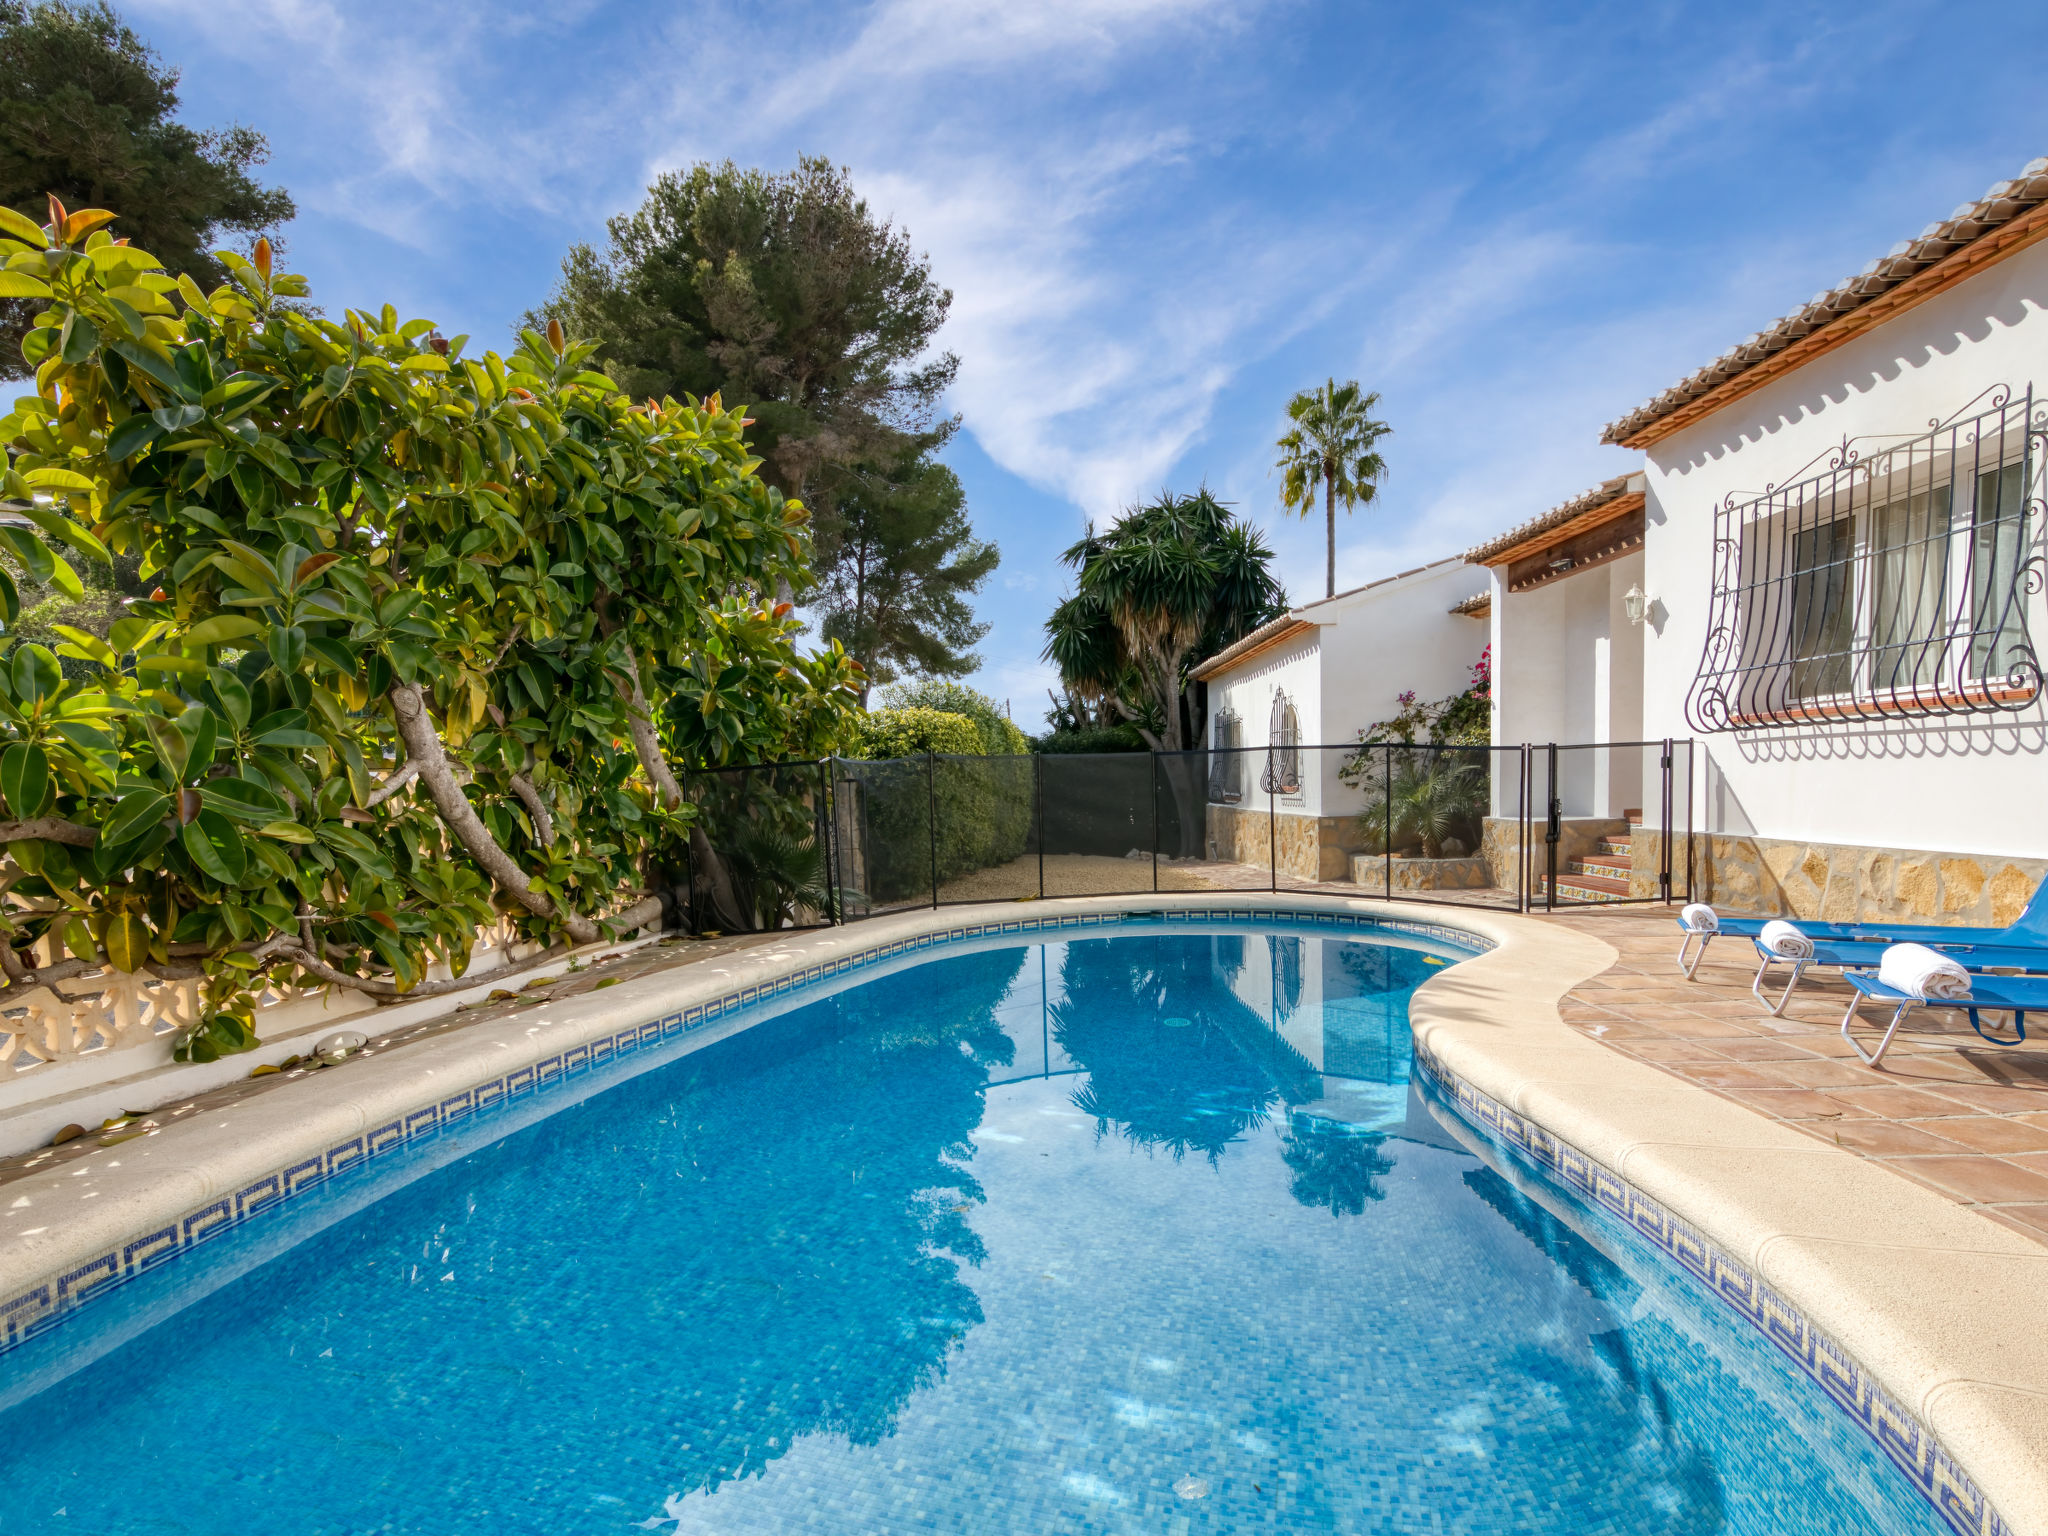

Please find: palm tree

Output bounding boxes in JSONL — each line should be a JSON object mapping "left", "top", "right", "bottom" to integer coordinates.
{"left": 1042, "top": 489, "right": 1284, "bottom": 754}
{"left": 1275, "top": 379, "right": 1392, "bottom": 599}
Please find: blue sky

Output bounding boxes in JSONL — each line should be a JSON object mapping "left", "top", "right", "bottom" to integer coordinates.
{"left": 113, "top": 0, "right": 2048, "bottom": 724}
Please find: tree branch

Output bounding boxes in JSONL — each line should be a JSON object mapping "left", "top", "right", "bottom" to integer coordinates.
{"left": 0, "top": 818, "right": 98, "bottom": 847}
{"left": 508, "top": 774, "right": 555, "bottom": 847}
{"left": 610, "top": 640, "right": 682, "bottom": 810}
{"left": 363, "top": 760, "right": 420, "bottom": 808}
{"left": 388, "top": 681, "right": 598, "bottom": 944}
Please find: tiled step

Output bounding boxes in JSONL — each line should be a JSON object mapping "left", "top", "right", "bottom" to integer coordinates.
{"left": 1597, "top": 838, "right": 1634, "bottom": 858}
{"left": 1540, "top": 880, "right": 1632, "bottom": 903}
{"left": 1576, "top": 857, "right": 1632, "bottom": 881}
{"left": 1540, "top": 867, "right": 1633, "bottom": 900}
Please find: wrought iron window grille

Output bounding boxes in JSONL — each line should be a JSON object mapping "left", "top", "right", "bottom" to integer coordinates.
{"left": 1686, "top": 384, "right": 2046, "bottom": 732}
{"left": 1260, "top": 691, "right": 1303, "bottom": 794}
{"left": 1208, "top": 710, "right": 1243, "bottom": 803}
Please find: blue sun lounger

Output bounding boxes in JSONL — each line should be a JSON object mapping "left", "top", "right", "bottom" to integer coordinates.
{"left": 1676, "top": 876, "right": 2048, "bottom": 978}
{"left": 1749, "top": 936, "right": 2048, "bottom": 1016}
{"left": 1838, "top": 969, "right": 2042, "bottom": 1067}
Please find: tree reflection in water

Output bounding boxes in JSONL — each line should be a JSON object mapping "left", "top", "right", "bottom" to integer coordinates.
{"left": 1280, "top": 1115, "right": 1398, "bottom": 1216}
{"left": 1050, "top": 934, "right": 1280, "bottom": 1161}
{"left": 450, "top": 945, "right": 1027, "bottom": 1499}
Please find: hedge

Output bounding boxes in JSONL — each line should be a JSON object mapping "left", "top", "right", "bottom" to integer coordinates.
{"left": 844, "top": 707, "right": 1030, "bottom": 900}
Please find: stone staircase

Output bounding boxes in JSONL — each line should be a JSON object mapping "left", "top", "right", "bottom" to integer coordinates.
{"left": 1539, "top": 812, "right": 1639, "bottom": 903}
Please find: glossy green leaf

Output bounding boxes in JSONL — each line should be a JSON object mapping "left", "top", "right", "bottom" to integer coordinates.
{"left": 180, "top": 809, "right": 247, "bottom": 885}
{"left": 0, "top": 742, "right": 50, "bottom": 820}
{"left": 185, "top": 614, "right": 264, "bottom": 647}
{"left": 101, "top": 789, "right": 170, "bottom": 848}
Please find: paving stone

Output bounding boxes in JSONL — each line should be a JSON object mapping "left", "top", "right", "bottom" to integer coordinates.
{"left": 1544, "top": 907, "right": 2048, "bottom": 1248}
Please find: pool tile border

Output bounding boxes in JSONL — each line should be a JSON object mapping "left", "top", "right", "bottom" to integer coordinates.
{"left": 0, "top": 905, "right": 1485, "bottom": 1355}
{"left": 1413, "top": 1038, "right": 2009, "bottom": 1536}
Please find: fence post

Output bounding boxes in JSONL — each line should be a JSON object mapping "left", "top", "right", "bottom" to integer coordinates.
{"left": 1659, "top": 737, "right": 1674, "bottom": 904}
{"left": 816, "top": 757, "right": 837, "bottom": 925}
{"left": 1266, "top": 748, "right": 1277, "bottom": 894}
{"left": 1544, "top": 743, "right": 1560, "bottom": 912}
{"left": 927, "top": 750, "right": 939, "bottom": 910}
{"left": 1035, "top": 751, "right": 1045, "bottom": 901}
{"left": 1383, "top": 744, "right": 1393, "bottom": 901}
{"left": 680, "top": 768, "right": 695, "bottom": 933}
{"left": 1150, "top": 751, "right": 1161, "bottom": 893}
{"left": 1517, "top": 745, "right": 1530, "bottom": 913}
{"left": 1685, "top": 740, "right": 1697, "bottom": 904}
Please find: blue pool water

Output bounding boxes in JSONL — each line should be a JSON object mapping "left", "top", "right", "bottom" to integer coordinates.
{"left": 0, "top": 924, "right": 1949, "bottom": 1534}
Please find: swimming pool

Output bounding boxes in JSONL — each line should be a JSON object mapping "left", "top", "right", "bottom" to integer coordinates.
{"left": 0, "top": 922, "right": 1950, "bottom": 1533}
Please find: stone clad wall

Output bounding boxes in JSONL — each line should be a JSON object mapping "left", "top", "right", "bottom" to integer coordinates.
{"left": 1633, "top": 830, "right": 2048, "bottom": 925}
{"left": 1204, "top": 805, "right": 1369, "bottom": 881}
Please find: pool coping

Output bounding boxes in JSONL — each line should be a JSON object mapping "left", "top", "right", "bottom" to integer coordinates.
{"left": 0, "top": 892, "right": 2040, "bottom": 1534}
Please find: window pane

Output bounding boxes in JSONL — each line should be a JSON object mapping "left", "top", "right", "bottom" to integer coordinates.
{"left": 1868, "top": 483, "right": 1950, "bottom": 696}
{"left": 1971, "top": 462, "right": 2027, "bottom": 682}
{"left": 1789, "top": 517, "right": 1853, "bottom": 699}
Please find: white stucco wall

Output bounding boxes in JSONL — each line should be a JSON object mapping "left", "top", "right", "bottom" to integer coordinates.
{"left": 1202, "top": 559, "right": 1490, "bottom": 821}
{"left": 1305, "top": 559, "right": 1489, "bottom": 745}
{"left": 1641, "top": 237, "right": 2048, "bottom": 858}
{"left": 1487, "top": 550, "right": 1648, "bottom": 817}
{"left": 1204, "top": 629, "right": 1323, "bottom": 814}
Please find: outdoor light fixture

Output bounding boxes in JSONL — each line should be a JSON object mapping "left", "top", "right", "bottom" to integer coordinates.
{"left": 1624, "top": 583, "right": 1649, "bottom": 626}
{"left": 1548, "top": 554, "right": 1574, "bottom": 572}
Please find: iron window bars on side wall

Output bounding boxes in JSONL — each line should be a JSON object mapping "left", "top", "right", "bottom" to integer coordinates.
{"left": 1686, "top": 385, "right": 2046, "bottom": 731}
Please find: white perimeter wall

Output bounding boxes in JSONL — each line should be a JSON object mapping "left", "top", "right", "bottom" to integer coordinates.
{"left": 1643, "top": 238, "right": 2048, "bottom": 858}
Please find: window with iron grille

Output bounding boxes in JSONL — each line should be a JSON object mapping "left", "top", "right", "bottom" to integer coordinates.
{"left": 1208, "top": 710, "right": 1243, "bottom": 803}
{"left": 1261, "top": 691, "right": 1302, "bottom": 794}
{"left": 1687, "top": 387, "right": 2044, "bottom": 731}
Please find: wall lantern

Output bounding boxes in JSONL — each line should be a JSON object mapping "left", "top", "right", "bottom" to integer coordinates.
{"left": 1623, "top": 583, "right": 1650, "bottom": 626}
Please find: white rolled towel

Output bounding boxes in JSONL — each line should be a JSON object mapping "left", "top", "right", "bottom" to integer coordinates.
{"left": 1759, "top": 919, "right": 1814, "bottom": 959}
{"left": 1680, "top": 903, "right": 1719, "bottom": 934}
{"left": 1878, "top": 943, "right": 1972, "bottom": 1002}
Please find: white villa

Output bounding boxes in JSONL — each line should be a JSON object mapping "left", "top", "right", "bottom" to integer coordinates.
{"left": 1192, "top": 557, "right": 1487, "bottom": 881}
{"left": 1474, "top": 155, "right": 2048, "bottom": 923}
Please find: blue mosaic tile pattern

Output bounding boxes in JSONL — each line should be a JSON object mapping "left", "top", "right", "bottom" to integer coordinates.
{"left": 0, "top": 905, "right": 1485, "bottom": 1354}
{"left": 1412, "top": 1041, "right": 2007, "bottom": 1536}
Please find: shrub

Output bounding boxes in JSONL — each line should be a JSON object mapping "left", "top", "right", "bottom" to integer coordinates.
{"left": 846, "top": 707, "right": 982, "bottom": 759}
{"left": 0, "top": 203, "right": 861, "bottom": 1052}
{"left": 1032, "top": 724, "right": 1147, "bottom": 754}
{"left": 843, "top": 707, "right": 1029, "bottom": 900}
{"left": 877, "top": 680, "right": 1028, "bottom": 756}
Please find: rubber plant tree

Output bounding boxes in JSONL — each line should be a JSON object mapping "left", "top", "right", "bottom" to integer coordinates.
{"left": 1274, "top": 377, "right": 1391, "bottom": 600}
{"left": 0, "top": 196, "right": 861, "bottom": 1058}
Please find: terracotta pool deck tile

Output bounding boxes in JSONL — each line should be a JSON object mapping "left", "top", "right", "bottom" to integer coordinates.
{"left": 1764, "top": 1056, "right": 1898, "bottom": 1089}
{"left": 1822, "top": 1119, "right": 1975, "bottom": 1157}
{"left": 1545, "top": 907, "right": 2048, "bottom": 1248}
{"left": 1915, "top": 1117, "right": 2048, "bottom": 1155}
{"left": 1701, "top": 1038, "right": 1838, "bottom": 1064}
{"left": 1621, "top": 1040, "right": 1757, "bottom": 1065}
{"left": 1915, "top": 1081, "right": 2048, "bottom": 1115}
{"left": 1680, "top": 1061, "right": 1807, "bottom": 1091}
{"left": 1721, "top": 1088, "right": 1869, "bottom": 1120}
{"left": 1980, "top": 1204, "right": 2048, "bottom": 1243}
{"left": 1826, "top": 1085, "right": 1991, "bottom": 1119}
{"left": 1881, "top": 1155, "right": 2048, "bottom": 1207}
